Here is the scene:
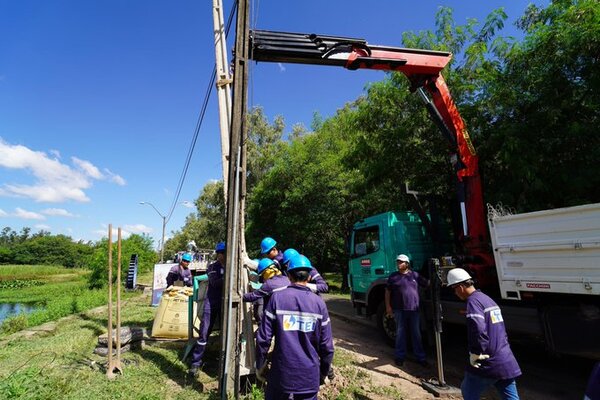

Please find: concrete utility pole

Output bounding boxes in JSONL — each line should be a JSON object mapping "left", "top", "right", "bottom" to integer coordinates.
{"left": 218, "top": 0, "right": 255, "bottom": 397}
{"left": 213, "top": 0, "right": 232, "bottom": 200}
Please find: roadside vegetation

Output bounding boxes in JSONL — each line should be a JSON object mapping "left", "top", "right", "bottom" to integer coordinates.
{"left": 166, "top": 0, "right": 600, "bottom": 287}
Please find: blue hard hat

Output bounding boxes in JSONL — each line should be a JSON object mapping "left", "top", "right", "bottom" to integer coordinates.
{"left": 282, "top": 248, "right": 300, "bottom": 265}
{"left": 260, "top": 237, "right": 277, "bottom": 254}
{"left": 215, "top": 241, "right": 226, "bottom": 253}
{"left": 287, "top": 254, "right": 312, "bottom": 271}
{"left": 257, "top": 258, "right": 276, "bottom": 275}
{"left": 181, "top": 253, "right": 192, "bottom": 262}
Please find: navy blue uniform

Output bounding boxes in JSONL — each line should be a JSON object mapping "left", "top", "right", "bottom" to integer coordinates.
{"left": 256, "top": 284, "right": 334, "bottom": 399}
{"left": 190, "top": 260, "right": 224, "bottom": 368}
{"left": 244, "top": 274, "right": 290, "bottom": 323}
{"left": 461, "top": 290, "right": 521, "bottom": 400}
{"left": 166, "top": 264, "right": 192, "bottom": 287}
{"left": 307, "top": 268, "right": 329, "bottom": 294}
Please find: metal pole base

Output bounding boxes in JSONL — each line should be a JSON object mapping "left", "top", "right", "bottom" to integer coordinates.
{"left": 422, "top": 379, "right": 461, "bottom": 398}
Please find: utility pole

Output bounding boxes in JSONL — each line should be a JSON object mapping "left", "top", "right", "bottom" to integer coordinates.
{"left": 139, "top": 201, "right": 167, "bottom": 263}
{"left": 218, "top": 0, "right": 254, "bottom": 397}
{"left": 212, "top": 0, "right": 232, "bottom": 200}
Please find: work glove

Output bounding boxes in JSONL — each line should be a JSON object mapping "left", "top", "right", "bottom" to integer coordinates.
{"left": 320, "top": 374, "right": 327, "bottom": 385}
{"left": 256, "top": 363, "right": 269, "bottom": 383}
{"left": 307, "top": 283, "right": 318, "bottom": 293}
{"left": 327, "top": 367, "right": 335, "bottom": 382}
{"left": 469, "top": 353, "right": 490, "bottom": 368}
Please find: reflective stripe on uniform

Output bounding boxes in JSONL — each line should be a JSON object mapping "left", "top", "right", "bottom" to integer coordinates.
{"left": 322, "top": 318, "right": 331, "bottom": 326}
{"left": 275, "top": 310, "right": 324, "bottom": 319}
{"left": 265, "top": 310, "right": 276, "bottom": 320}
{"left": 466, "top": 313, "right": 485, "bottom": 320}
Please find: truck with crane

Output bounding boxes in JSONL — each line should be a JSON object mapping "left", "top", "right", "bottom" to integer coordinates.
{"left": 248, "top": 29, "right": 600, "bottom": 360}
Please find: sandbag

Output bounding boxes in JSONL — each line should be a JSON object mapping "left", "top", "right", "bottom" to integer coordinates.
{"left": 151, "top": 287, "right": 193, "bottom": 338}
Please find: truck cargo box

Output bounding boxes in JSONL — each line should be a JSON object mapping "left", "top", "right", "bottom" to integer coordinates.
{"left": 488, "top": 203, "right": 600, "bottom": 300}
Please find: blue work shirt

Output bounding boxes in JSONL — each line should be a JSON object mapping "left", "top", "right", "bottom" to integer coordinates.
{"left": 205, "top": 260, "right": 224, "bottom": 306}
{"left": 243, "top": 274, "right": 290, "bottom": 303}
{"left": 308, "top": 268, "right": 329, "bottom": 294}
{"left": 386, "top": 270, "right": 428, "bottom": 311}
{"left": 465, "top": 290, "right": 522, "bottom": 380}
{"left": 256, "top": 284, "right": 334, "bottom": 395}
{"left": 165, "top": 264, "right": 193, "bottom": 287}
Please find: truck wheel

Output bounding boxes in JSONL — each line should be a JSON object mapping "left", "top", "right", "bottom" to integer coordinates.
{"left": 376, "top": 302, "right": 396, "bottom": 347}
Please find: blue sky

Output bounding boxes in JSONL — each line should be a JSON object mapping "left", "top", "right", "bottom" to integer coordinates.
{"left": 0, "top": 0, "right": 546, "bottom": 248}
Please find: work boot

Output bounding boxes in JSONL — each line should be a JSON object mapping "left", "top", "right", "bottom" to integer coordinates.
{"left": 394, "top": 358, "right": 404, "bottom": 367}
{"left": 188, "top": 363, "right": 202, "bottom": 379}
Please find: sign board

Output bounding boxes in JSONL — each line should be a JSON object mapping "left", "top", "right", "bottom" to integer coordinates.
{"left": 151, "top": 263, "right": 177, "bottom": 306}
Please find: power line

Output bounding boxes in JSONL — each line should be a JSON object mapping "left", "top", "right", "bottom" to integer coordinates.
{"left": 165, "top": 2, "right": 238, "bottom": 224}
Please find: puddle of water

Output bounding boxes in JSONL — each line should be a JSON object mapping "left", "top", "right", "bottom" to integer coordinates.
{"left": 0, "top": 302, "right": 44, "bottom": 324}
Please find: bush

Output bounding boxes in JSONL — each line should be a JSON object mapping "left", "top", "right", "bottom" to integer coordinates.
{"left": 0, "top": 314, "right": 28, "bottom": 335}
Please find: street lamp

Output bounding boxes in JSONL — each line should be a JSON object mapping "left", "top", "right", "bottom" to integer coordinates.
{"left": 139, "top": 201, "right": 167, "bottom": 263}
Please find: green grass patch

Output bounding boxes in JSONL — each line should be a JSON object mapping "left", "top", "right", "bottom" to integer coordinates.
{"left": 322, "top": 272, "right": 349, "bottom": 296}
{"left": 0, "top": 265, "right": 136, "bottom": 336}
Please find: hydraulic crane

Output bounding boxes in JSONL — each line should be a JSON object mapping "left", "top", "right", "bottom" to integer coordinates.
{"left": 249, "top": 29, "right": 495, "bottom": 285}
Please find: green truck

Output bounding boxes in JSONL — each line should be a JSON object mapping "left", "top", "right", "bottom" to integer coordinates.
{"left": 348, "top": 211, "right": 439, "bottom": 342}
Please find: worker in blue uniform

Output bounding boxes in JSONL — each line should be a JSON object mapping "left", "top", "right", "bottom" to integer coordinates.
{"left": 189, "top": 241, "right": 226, "bottom": 377}
{"left": 260, "top": 236, "right": 284, "bottom": 267}
{"left": 385, "top": 253, "right": 429, "bottom": 367}
{"left": 282, "top": 248, "right": 329, "bottom": 294}
{"left": 255, "top": 254, "right": 334, "bottom": 400}
{"left": 166, "top": 252, "right": 193, "bottom": 287}
{"left": 447, "top": 268, "right": 522, "bottom": 400}
{"left": 243, "top": 258, "right": 290, "bottom": 323}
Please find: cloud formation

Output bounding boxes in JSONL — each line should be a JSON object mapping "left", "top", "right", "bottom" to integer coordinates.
{"left": 14, "top": 207, "right": 45, "bottom": 220}
{"left": 0, "top": 138, "right": 126, "bottom": 202}
{"left": 34, "top": 224, "right": 51, "bottom": 230}
{"left": 41, "top": 208, "right": 76, "bottom": 217}
{"left": 124, "top": 224, "right": 153, "bottom": 234}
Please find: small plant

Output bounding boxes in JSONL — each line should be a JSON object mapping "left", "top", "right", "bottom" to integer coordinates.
{"left": 0, "top": 314, "right": 28, "bottom": 334}
{"left": 0, "top": 279, "right": 44, "bottom": 289}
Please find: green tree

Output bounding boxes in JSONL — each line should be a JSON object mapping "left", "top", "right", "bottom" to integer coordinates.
{"left": 477, "top": 0, "right": 600, "bottom": 210}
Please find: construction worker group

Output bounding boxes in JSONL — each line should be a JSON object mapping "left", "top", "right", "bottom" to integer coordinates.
{"left": 189, "top": 237, "right": 333, "bottom": 400}
{"left": 184, "top": 240, "right": 524, "bottom": 400}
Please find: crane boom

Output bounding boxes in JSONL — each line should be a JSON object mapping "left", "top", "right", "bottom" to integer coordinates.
{"left": 250, "top": 30, "right": 493, "bottom": 278}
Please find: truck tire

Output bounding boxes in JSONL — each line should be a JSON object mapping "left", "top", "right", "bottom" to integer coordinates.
{"left": 376, "top": 302, "right": 396, "bottom": 347}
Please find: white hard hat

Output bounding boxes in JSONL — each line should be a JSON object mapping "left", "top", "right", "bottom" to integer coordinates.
{"left": 446, "top": 268, "right": 472, "bottom": 286}
{"left": 396, "top": 254, "right": 410, "bottom": 262}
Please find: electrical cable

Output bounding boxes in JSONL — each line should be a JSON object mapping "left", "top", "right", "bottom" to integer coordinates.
{"left": 165, "top": 1, "right": 238, "bottom": 224}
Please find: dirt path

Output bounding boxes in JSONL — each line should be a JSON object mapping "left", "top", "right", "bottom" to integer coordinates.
{"left": 322, "top": 296, "right": 593, "bottom": 400}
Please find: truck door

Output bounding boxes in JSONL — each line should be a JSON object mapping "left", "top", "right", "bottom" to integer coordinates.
{"left": 349, "top": 223, "right": 387, "bottom": 303}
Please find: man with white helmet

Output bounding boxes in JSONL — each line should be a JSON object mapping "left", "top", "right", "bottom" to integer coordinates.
{"left": 447, "top": 267, "right": 522, "bottom": 400}
{"left": 384, "top": 253, "right": 429, "bottom": 367}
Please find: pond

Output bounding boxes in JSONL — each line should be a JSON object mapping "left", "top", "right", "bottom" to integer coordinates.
{"left": 0, "top": 302, "right": 44, "bottom": 324}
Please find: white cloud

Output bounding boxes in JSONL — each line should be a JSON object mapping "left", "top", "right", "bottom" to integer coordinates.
{"left": 34, "top": 224, "right": 51, "bottom": 230}
{"left": 124, "top": 224, "right": 153, "bottom": 234}
{"left": 14, "top": 207, "right": 45, "bottom": 220}
{"left": 104, "top": 168, "right": 126, "bottom": 186}
{"left": 41, "top": 208, "right": 76, "bottom": 217}
{"left": 0, "top": 209, "right": 7, "bottom": 217}
{"left": 0, "top": 138, "right": 126, "bottom": 202}
{"left": 93, "top": 225, "right": 132, "bottom": 239}
{"left": 181, "top": 201, "right": 195, "bottom": 209}
{"left": 278, "top": 63, "right": 286, "bottom": 72}
{"left": 72, "top": 157, "right": 103, "bottom": 179}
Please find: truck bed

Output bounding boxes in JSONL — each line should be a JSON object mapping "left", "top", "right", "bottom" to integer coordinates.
{"left": 488, "top": 202, "right": 600, "bottom": 299}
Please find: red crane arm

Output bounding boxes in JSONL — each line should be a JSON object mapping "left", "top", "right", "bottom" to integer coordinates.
{"left": 250, "top": 30, "right": 492, "bottom": 270}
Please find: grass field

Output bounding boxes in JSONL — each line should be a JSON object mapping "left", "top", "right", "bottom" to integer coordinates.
{"left": 0, "top": 265, "right": 136, "bottom": 336}
{"left": 0, "top": 266, "right": 358, "bottom": 399}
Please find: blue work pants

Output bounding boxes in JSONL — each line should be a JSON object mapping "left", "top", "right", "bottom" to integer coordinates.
{"left": 393, "top": 310, "right": 425, "bottom": 362}
{"left": 190, "top": 300, "right": 220, "bottom": 367}
{"left": 461, "top": 371, "right": 520, "bottom": 400}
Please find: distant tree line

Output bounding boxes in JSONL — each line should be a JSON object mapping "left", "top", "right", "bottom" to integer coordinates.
{"left": 0, "top": 226, "right": 158, "bottom": 288}
{"left": 167, "top": 0, "right": 600, "bottom": 274}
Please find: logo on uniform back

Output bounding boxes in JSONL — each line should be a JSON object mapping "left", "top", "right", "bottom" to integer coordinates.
{"left": 490, "top": 308, "right": 504, "bottom": 324}
{"left": 283, "top": 314, "right": 317, "bottom": 332}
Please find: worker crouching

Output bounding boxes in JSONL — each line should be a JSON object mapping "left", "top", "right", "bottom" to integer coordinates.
{"left": 243, "top": 258, "right": 290, "bottom": 323}
{"left": 255, "top": 254, "right": 334, "bottom": 400}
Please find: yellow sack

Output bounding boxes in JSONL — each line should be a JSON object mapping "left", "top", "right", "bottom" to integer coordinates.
{"left": 151, "top": 288, "right": 190, "bottom": 338}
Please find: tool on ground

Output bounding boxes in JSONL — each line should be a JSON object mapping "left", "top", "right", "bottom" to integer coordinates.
{"left": 106, "top": 224, "right": 123, "bottom": 379}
